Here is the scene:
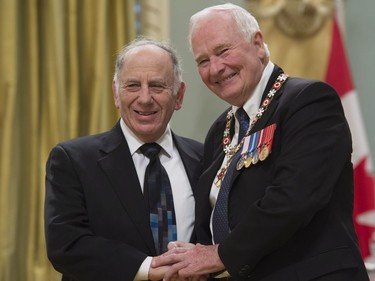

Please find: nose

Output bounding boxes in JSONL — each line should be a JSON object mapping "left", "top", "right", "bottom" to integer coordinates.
{"left": 137, "top": 86, "right": 153, "bottom": 103}
{"left": 209, "top": 56, "right": 225, "bottom": 76}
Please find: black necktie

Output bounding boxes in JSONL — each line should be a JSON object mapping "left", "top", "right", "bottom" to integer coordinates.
{"left": 212, "top": 108, "right": 249, "bottom": 244}
{"left": 140, "top": 143, "right": 176, "bottom": 254}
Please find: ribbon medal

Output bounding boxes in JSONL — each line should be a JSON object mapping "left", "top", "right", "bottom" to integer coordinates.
{"left": 236, "top": 123, "right": 277, "bottom": 170}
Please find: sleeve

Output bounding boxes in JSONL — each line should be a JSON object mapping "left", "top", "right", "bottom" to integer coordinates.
{"left": 45, "top": 144, "right": 147, "bottom": 281}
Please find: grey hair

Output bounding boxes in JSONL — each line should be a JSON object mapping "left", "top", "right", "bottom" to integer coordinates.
{"left": 188, "top": 3, "right": 270, "bottom": 57}
{"left": 113, "top": 37, "right": 183, "bottom": 95}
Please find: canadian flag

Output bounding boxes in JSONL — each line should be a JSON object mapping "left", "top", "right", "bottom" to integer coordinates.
{"left": 325, "top": 8, "right": 375, "bottom": 259}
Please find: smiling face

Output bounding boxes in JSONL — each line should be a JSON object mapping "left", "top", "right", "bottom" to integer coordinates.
{"left": 191, "top": 12, "right": 268, "bottom": 106}
{"left": 112, "top": 45, "right": 185, "bottom": 143}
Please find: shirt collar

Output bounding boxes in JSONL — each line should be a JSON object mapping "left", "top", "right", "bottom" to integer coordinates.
{"left": 233, "top": 61, "right": 274, "bottom": 121}
{"left": 119, "top": 118, "right": 173, "bottom": 157}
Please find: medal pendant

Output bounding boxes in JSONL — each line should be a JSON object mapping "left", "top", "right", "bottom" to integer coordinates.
{"left": 244, "top": 155, "right": 252, "bottom": 168}
{"left": 259, "top": 145, "right": 269, "bottom": 161}
{"left": 236, "top": 156, "right": 245, "bottom": 170}
{"left": 252, "top": 151, "right": 259, "bottom": 164}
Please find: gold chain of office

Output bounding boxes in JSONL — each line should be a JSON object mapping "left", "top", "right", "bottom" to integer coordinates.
{"left": 214, "top": 72, "right": 288, "bottom": 188}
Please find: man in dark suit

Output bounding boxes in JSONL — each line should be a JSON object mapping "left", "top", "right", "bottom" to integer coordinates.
{"left": 44, "top": 38, "right": 203, "bottom": 281}
{"left": 152, "top": 3, "right": 369, "bottom": 281}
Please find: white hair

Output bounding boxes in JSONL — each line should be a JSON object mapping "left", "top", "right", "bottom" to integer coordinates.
{"left": 188, "top": 3, "right": 270, "bottom": 57}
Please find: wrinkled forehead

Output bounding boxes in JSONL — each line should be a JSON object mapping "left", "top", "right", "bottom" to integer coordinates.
{"left": 120, "top": 45, "right": 174, "bottom": 78}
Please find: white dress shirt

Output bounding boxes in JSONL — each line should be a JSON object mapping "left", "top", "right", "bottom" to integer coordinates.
{"left": 119, "top": 119, "right": 195, "bottom": 280}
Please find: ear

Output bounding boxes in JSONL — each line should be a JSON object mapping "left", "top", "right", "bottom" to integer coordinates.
{"left": 252, "top": 31, "right": 268, "bottom": 60}
{"left": 112, "top": 80, "right": 120, "bottom": 109}
{"left": 253, "top": 31, "right": 264, "bottom": 48}
{"left": 174, "top": 82, "right": 185, "bottom": 111}
{"left": 253, "top": 32, "right": 267, "bottom": 58}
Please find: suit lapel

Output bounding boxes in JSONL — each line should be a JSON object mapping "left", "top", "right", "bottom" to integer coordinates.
{"left": 202, "top": 153, "right": 225, "bottom": 191}
{"left": 250, "top": 65, "right": 285, "bottom": 134}
{"left": 173, "top": 134, "right": 200, "bottom": 191}
{"left": 200, "top": 114, "right": 229, "bottom": 195}
{"left": 97, "top": 122, "right": 156, "bottom": 255}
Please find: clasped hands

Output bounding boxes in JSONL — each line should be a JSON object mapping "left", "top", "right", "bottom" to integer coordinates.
{"left": 149, "top": 242, "right": 225, "bottom": 281}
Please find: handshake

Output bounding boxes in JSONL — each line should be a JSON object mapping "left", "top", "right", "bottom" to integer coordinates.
{"left": 149, "top": 242, "right": 225, "bottom": 281}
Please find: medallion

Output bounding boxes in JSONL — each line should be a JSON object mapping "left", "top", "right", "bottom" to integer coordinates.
{"left": 252, "top": 150, "right": 260, "bottom": 165}
{"left": 236, "top": 156, "right": 245, "bottom": 170}
{"left": 244, "top": 155, "right": 253, "bottom": 168}
{"left": 259, "top": 145, "right": 269, "bottom": 161}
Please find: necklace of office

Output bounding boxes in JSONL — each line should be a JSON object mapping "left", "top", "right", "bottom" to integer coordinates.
{"left": 214, "top": 72, "right": 288, "bottom": 188}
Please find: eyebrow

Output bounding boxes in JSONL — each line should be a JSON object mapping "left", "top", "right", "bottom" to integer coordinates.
{"left": 214, "top": 43, "right": 232, "bottom": 55}
{"left": 121, "top": 79, "right": 139, "bottom": 84}
{"left": 195, "top": 43, "right": 230, "bottom": 63}
{"left": 121, "top": 79, "right": 170, "bottom": 87}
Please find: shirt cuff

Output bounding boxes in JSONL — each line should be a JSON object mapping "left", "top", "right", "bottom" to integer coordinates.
{"left": 214, "top": 270, "right": 230, "bottom": 278}
{"left": 134, "top": 256, "right": 152, "bottom": 281}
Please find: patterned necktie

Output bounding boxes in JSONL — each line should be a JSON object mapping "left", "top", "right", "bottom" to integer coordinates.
{"left": 212, "top": 107, "right": 249, "bottom": 244}
{"left": 140, "top": 143, "right": 177, "bottom": 254}
{"left": 236, "top": 107, "right": 250, "bottom": 142}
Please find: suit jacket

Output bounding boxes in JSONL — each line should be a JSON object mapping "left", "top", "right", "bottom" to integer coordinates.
{"left": 45, "top": 121, "right": 203, "bottom": 281}
{"left": 196, "top": 65, "right": 369, "bottom": 281}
